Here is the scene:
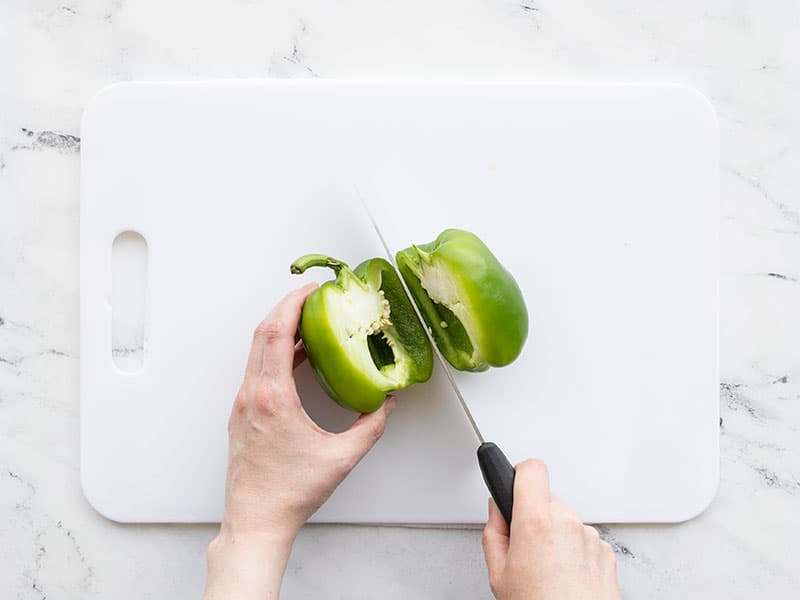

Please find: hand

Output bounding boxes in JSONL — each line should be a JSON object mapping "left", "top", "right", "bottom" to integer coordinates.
{"left": 482, "top": 460, "right": 621, "bottom": 600}
{"left": 204, "top": 284, "right": 397, "bottom": 600}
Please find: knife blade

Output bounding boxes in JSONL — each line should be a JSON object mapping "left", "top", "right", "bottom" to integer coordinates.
{"left": 356, "top": 187, "right": 517, "bottom": 525}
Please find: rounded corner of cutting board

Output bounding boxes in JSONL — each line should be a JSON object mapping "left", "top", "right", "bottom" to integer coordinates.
{"left": 82, "top": 82, "right": 133, "bottom": 121}
{"left": 666, "top": 83, "right": 720, "bottom": 137}
{"left": 653, "top": 449, "right": 720, "bottom": 524}
{"left": 81, "top": 81, "right": 158, "bottom": 144}
{"left": 677, "top": 464, "right": 721, "bottom": 524}
{"left": 80, "top": 468, "right": 133, "bottom": 524}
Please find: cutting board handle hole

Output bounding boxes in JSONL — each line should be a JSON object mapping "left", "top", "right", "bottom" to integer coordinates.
{"left": 112, "top": 230, "right": 148, "bottom": 372}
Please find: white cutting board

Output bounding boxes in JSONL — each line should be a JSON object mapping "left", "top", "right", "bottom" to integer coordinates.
{"left": 80, "top": 81, "right": 719, "bottom": 524}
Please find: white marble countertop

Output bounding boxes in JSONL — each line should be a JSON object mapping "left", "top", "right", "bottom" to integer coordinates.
{"left": 2, "top": 1, "right": 799, "bottom": 598}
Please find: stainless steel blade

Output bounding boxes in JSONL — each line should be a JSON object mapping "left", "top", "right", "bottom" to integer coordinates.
{"left": 355, "top": 186, "right": 485, "bottom": 444}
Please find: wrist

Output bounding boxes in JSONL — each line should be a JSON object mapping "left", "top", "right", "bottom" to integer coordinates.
{"left": 214, "top": 516, "right": 300, "bottom": 550}
{"left": 204, "top": 525, "right": 298, "bottom": 600}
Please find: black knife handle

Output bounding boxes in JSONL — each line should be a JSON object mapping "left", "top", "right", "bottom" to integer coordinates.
{"left": 477, "top": 442, "right": 516, "bottom": 525}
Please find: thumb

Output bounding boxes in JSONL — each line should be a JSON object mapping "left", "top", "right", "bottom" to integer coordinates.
{"left": 482, "top": 498, "right": 510, "bottom": 579}
{"left": 338, "top": 395, "right": 397, "bottom": 461}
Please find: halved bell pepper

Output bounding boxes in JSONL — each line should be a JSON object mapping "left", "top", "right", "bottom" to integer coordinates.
{"left": 290, "top": 254, "right": 433, "bottom": 413}
{"left": 396, "top": 229, "right": 528, "bottom": 372}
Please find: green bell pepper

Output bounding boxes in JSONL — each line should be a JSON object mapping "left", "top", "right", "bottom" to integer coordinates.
{"left": 290, "top": 254, "right": 433, "bottom": 413}
{"left": 396, "top": 229, "right": 528, "bottom": 372}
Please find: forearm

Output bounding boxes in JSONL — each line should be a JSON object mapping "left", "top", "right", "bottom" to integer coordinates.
{"left": 203, "top": 527, "right": 296, "bottom": 600}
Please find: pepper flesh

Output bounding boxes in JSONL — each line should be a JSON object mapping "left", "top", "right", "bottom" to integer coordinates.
{"left": 291, "top": 254, "right": 433, "bottom": 413}
{"left": 396, "top": 229, "right": 528, "bottom": 371}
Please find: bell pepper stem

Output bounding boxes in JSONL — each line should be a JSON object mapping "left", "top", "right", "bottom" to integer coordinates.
{"left": 290, "top": 254, "right": 349, "bottom": 275}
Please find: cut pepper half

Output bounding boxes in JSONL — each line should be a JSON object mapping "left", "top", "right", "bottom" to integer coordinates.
{"left": 396, "top": 229, "right": 528, "bottom": 372}
{"left": 291, "top": 254, "right": 433, "bottom": 413}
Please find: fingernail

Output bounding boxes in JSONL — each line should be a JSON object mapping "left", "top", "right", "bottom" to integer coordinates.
{"left": 385, "top": 395, "right": 398, "bottom": 414}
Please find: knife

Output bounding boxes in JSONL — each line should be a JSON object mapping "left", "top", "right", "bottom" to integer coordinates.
{"left": 357, "top": 189, "right": 517, "bottom": 525}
